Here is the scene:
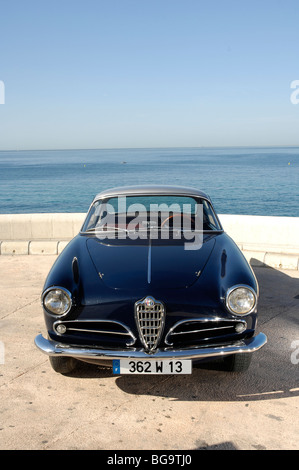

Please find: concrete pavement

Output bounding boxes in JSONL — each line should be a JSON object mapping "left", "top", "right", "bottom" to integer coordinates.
{"left": 0, "top": 255, "right": 298, "bottom": 450}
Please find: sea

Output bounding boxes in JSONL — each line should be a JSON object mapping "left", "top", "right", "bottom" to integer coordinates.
{"left": 0, "top": 147, "right": 298, "bottom": 217}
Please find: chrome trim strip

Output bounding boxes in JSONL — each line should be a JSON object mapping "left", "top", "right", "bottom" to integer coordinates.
{"left": 147, "top": 242, "right": 151, "bottom": 284}
{"left": 34, "top": 332, "right": 267, "bottom": 360}
{"left": 171, "top": 325, "right": 234, "bottom": 335}
{"left": 67, "top": 328, "right": 131, "bottom": 336}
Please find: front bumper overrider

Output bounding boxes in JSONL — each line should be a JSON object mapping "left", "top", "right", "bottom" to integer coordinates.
{"left": 34, "top": 332, "right": 267, "bottom": 361}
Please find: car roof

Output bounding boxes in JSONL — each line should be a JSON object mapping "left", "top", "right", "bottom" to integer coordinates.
{"left": 93, "top": 185, "right": 210, "bottom": 201}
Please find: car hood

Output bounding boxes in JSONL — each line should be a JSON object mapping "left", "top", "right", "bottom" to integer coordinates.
{"left": 86, "top": 235, "right": 217, "bottom": 289}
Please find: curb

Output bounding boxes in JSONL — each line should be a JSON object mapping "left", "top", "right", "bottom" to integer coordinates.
{"left": 0, "top": 240, "right": 70, "bottom": 256}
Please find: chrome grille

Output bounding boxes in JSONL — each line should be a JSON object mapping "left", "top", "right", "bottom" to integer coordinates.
{"left": 165, "top": 317, "right": 247, "bottom": 347}
{"left": 53, "top": 320, "right": 136, "bottom": 346}
{"left": 135, "top": 296, "right": 165, "bottom": 352}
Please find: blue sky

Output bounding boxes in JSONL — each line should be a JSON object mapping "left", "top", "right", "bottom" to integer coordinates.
{"left": 0, "top": 0, "right": 298, "bottom": 149}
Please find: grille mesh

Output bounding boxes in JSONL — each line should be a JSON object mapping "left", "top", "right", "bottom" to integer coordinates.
{"left": 135, "top": 298, "right": 165, "bottom": 351}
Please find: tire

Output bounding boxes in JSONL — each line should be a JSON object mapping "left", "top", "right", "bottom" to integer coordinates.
{"left": 223, "top": 353, "right": 252, "bottom": 372}
{"left": 49, "top": 356, "right": 78, "bottom": 374}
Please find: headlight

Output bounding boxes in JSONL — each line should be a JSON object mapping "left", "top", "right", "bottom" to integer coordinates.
{"left": 42, "top": 287, "right": 72, "bottom": 315}
{"left": 226, "top": 285, "right": 257, "bottom": 315}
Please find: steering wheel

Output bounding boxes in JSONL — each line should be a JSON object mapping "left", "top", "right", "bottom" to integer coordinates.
{"left": 161, "top": 213, "right": 195, "bottom": 228}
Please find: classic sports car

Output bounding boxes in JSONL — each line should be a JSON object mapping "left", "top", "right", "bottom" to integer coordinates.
{"left": 35, "top": 185, "right": 267, "bottom": 375}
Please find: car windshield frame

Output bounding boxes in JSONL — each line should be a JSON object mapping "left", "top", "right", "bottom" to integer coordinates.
{"left": 81, "top": 194, "right": 223, "bottom": 234}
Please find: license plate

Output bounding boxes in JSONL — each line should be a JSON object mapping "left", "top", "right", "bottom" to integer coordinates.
{"left": 112, "top": 359, "right": 192, "bottom": 375}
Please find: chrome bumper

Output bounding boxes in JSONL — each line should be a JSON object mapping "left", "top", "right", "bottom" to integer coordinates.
{"left": 34, "top": 332, "right": 267, "bottom": 361}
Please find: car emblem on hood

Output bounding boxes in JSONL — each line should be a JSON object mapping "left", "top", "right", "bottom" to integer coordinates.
{"left": 145, "top": 297, "right": 155, "bottom": 307}
{"left": 135, "top": 296, "right": 166, "bottom": 353}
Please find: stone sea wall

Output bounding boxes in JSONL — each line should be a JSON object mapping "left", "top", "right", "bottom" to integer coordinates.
{"left": 0, "top": 213, "right": 298, "bottom": 270}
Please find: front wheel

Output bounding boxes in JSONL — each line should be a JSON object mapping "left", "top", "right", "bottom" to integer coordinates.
{"left": 49, "top": 356, "right": 78, "bottom": 374}
{"left": 223, "top": 353, "right": 252, "bottom": 372}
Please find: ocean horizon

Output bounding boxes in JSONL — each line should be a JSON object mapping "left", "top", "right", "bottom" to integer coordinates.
{"left": 0, "top": 146, "right": 298, "bottom": 217}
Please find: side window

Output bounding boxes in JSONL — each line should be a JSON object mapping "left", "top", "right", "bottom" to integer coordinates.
{"left": 82, "top": 201, "right": 101, "bottom": 231}
{"left": 202, "top": 200, "right": 221, "bottom": 230}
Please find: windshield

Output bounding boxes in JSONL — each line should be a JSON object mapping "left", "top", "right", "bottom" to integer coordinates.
{"left": 81, "top": 195, "right": 222, "bottom": 233}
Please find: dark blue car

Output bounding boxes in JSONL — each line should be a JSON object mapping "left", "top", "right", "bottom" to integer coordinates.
{"left": 35, "top": 185, "right": 267, "bottom": 375}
